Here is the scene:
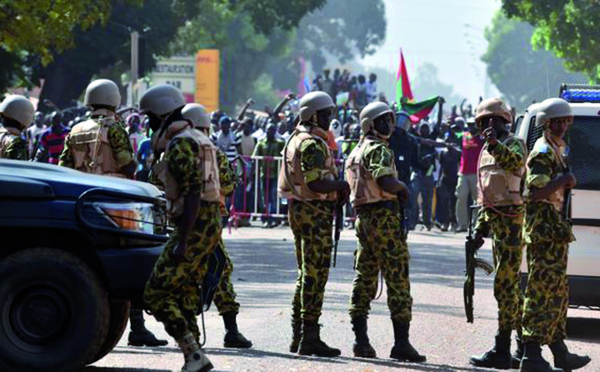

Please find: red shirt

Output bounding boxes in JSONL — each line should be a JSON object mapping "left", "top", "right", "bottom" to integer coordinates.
{"left": 459, "top": 131, "right": 483, "bottom": 175}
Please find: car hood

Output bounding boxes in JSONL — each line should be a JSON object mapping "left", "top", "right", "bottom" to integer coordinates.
{"left": 0, "top": 159, "right": 162, "bottom": 199}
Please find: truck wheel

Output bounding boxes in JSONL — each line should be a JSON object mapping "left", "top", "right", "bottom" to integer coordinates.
{"left": 89, "top": 299, "right": 131, "bottom": 364}
{"left": 0, "top": 248, "right": 110, "bottom": 372}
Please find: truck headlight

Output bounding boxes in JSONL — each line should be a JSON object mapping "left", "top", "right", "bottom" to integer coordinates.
{"left": 94, "top": 202, "right": 155, "bottom": 234}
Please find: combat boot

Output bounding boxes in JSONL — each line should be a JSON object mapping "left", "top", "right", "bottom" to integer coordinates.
{"left": 128, "top": 308, "right": 168, "bottom": 347}
{"left": 222, "top": 311, "right": 252, "bottom": 348}
{"left": 390, "top": 320, "right": 426, "bottom": 363}
{"left": 177, "top": 332, "right": 213, "bottom": 372}
{"left": 298, "top": 319, "right": 341, "bottom": 357}
{"left": 470, "top": 329, "right": 512, "bottom": 369}
{"left": 520, "top": 342, "right": 563, "bottom": 372}
{"left": 512, "top": 335, "right": 525, "bottom": 369}
{"left": 289, "top": 318, "right": 301, "bottom": 353}
{"left": 549, "top": 339, "right": 590, "bottom": 371}
{"left": 351, "top": 316, "right": 376, "bottom": 358}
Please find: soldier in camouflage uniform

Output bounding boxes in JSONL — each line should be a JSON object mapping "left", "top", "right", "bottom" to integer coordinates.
{"left": 59, "top": 80, "right": 166, "bottom": 348}
{"left": 182, "top": 103, "right": 252, "bottom": 349}
{"left": 279, "top": 91, "right": 350, "bottom": 357}
{"left": 470, "top": 99, "right": 526, "bottom": 369}
{"left": 142, "top": 85, "right": 215, "bottom": 372}
{"left": 0, "top": 95, "right": 34, "bottom": 160}
{"left": 345, "top": 102, "right": 425, "bottom": 362}
{"left": 519, "top": 98, "right": 590, "bottom": 372}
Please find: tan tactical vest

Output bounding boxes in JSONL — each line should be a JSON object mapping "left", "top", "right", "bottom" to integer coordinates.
{"left": 346, "top": 136, "right": 398, "bottom": 207}
{"left": 67, "top": 110, "right": 124, "bottom": 178}
{"left": 525, "top": 135, "right": 566, "bottom": 212}
{"left": 477, "top": 135, "right": 525, "bottom": 207}
{"left": 0, "top": 127, "right": 21, "bottom": 158}
{"left": 278, "top": 124, "right": 337, "bottom": 202}
{"left": 154, "top": 121, "right": 220, "bottom": 218}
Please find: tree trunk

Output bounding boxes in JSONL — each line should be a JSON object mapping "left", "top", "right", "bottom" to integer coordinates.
{"left": 38, "top": 55, "right": 92, "bottom": 113}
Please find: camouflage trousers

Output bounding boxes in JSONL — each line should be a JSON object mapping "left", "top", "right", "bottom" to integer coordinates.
{"left": 522, "top": 239, "right": 569, "bottom": 345}
{"left": 476, "top": 205, "right": 524, "bottom": 332}
{"left": 289, "top": 200, "right": 334, "bottom": 322}
{"left": 213, "top": 238, "right": 240, "bottom": 315}
{"left": 144, "top": 202, "right": 221, "bottom": 340}
{"left": 349, "top": 204, "right": 412, "bottom": 323}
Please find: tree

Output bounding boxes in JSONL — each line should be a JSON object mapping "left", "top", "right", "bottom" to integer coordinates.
{"left": 0, "top": 0, "right": 140, "bottom": 65}
{"left": 411, "top": 63, "right": 463, "bottom": 107}
{"left": 482, "top": 11, "right": 586, "bottom": 110}
{"left": 502, "top": 0, "right": 600, "bottom": 81}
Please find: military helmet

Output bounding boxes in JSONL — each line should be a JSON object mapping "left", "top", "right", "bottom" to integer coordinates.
{"left": 298, "top": 91, "right": 335, "bottom": 122}
{"left": 535, "top": 98, "right": 572, "bottom": 127}
{"left": 360, "top": 101, "right": 395, "bottom": 136}
{"left": 475, "top": 98, "right": 512, "bottom": 124}
{"left": 84, "top": 79, "right": 121, "bottom": 107}
{"left": 182, "top": 103, "right": 210, "bottom": 129}
{"left": 0, "top": 95, "right": 35, "bottom": 128}
{"left": 140, "top": 84, "right": 185, "bottom": 117}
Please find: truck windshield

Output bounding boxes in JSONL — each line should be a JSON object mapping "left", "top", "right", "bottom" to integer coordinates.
{"left": 570, "top": 116, "right": 600, "bottom": 191}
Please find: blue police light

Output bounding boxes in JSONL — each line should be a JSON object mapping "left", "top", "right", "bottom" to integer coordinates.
{"left": 561, "top": 89, "right": 600, "bottom": 102}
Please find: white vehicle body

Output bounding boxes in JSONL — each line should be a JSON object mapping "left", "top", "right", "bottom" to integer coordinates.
{"left": 516, "top": 101, "right": 600, "bottom": 308}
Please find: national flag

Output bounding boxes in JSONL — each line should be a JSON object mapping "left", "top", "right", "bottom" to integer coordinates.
{"left": 396, "top": 49, "right": 414, "bottom": 103}
{"left": 395, "top": 49, "right": 439, "bottom": 123}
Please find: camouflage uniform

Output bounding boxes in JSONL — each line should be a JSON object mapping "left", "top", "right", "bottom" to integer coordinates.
{"left": 521, "top": 135, "right": 573, "bottom": 345}
{"left": 289, "top": 130, "right": 336, "bottom": 322}
{"left": 144, "top": 136, "right": 222, "bottom": 341}
{"left": 474, "top": 137, "right": 525, "bottom": 332}
{"left": 349, "top": 138, "right": 412, "bottom": 322}
{"left": 0, "top": 127, "right": 28, "bottom": 160}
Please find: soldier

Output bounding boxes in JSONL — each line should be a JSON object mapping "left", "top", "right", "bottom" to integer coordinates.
{"left": 0, "top": 95, "right": 34, "bottom": 160}
{"left": 345, "top": 102, "right": 425, "bottom": 362}
{"left": 182, "top": 103, "right": 253, "bottom": 349}
{"left": 469, "top": 98, "right": 525, "bottom": 369}
{"left": 520, "top": 98, "right": 590, "bottom": 372}
{"left": 58, "top": 79, "right": 166, "bottom": 348}
{"left": 141, "top": 84, "right": 217, "bottom": 372}
{"left": 279, "top": 91, "right": 349, "bottom": 357}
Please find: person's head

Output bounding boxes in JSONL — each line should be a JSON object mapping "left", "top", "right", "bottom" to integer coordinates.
{"left": 84, "top": 79, "right": 121, "bottom": 112}
{"left": 334, "top": 69, "right": 341, "bottom": 78}
{"left": 139, "top": 84, "right": 186, "bottom": 132}
{"left": 242, "top": 118, "right": 254, "bottom": 135}
{"left": 475, "top": 98, "right": 512, "bottom": 137}
{"left": 536, "top": 98, "right": 573, "bottom": 139}
{"left": 219, "top": 116, "right": 232, "bottom": 134}
{"left": 126, "top": 113, "right": 141, "bottom": 132}
{"left": 182, "top": 103, "right": 210, "bottom": 135}
{"left": 266, "top": 123, "right": 277, "bottom": 141}
{"left": 0, "top": 95, "right": 34, "bottom": 131}
{"left": 419, "top": 122, "right": 430, "bottom": 138}
{"left": 395, "top": 112, "right": 411, "bottom": 133}
{"left": 330, "top": 119, "right": 342, "bottom": 137}
{"left": 467, "top": 118, "right": 478, "bottom": 135}
{"left": 369, "top": 73, "right": 377, "bottom": 83}
{"left": 454, "top": 116, "right": 466, "bottom": 132}
{"left": 34, "top": 112, "right": 44, "bottom": 128}
{"left": 358, "top": 75, "right": 366, "bottom": 85}
{"left": 359, "top": 102, "right": 395, "bottom": 140}
{"left": 298, "top": 91, "right": 335, "bottom": 131}
{"left": 50, "top": 111, "right": 62, "bottom": 128}
{"left": 351, "top": 123, "right": 361, "bottom": 139}
{"left": 323, "top": 69, "right": 330, "bottom": 80}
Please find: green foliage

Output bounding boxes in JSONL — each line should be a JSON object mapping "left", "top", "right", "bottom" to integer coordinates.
{"left": 502, "top": 0, "right": 600, "bottom": 81}
{"left": 0, "top": 0, "right": 141, "bottom": 65}
{"left": 483, "top": 11, "right": 586, "bottom": 110}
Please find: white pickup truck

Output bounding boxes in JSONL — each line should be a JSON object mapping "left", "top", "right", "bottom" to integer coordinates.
{"left": 515, "top": 84, "right": 600, "bottom": 309}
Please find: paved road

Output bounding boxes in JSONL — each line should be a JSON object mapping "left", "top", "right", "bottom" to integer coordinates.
{"left": 88, "top": 226, "right": 600, "bottom": 371}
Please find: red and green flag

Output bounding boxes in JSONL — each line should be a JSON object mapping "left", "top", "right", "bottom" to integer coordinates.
{"left": 396, "top": 49, "right": 439, "bottom": 123}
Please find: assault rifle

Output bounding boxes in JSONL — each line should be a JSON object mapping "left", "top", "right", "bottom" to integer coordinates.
{"left": 464, "top": 205, "right": 494, "bottom": 323}
{"left": 562, "top": 146, "right": 572, "bottom": 223}
{"left": 333, "top": 159, "right": 346, "bottom": 268}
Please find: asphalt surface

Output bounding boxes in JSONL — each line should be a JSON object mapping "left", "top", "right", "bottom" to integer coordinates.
{"left": 88, "top": 225, "right": 600, "bottom": 372}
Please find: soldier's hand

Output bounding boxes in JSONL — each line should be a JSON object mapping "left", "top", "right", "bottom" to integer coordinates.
{"left": 474, "top": 232, "right": 485, "bottom": 249}
{"left": 172, "top": 241, "right": 189, "bottom": 262}
{"left": 482, "top": 121, "right": 498, "bottom": 146}
{"left": 564, "top": 173, "right": 577, "bottom": 189}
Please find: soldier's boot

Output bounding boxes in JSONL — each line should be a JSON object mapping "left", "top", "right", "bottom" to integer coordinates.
{"left": 390, "top": 320, "right": 426, "bottom": 363}
{"left": 512, "top": 335, "right": 525, "bottom": 369}
{"left": 549, "top": 339, "right": 591, "bottom": 371}
{"left": 289, "top": 318, "right": 302, "bottom": 353}
{"left": 128, "top": 308, "right": 168, "bottom": 347}
{"left": 222, "top": 311, "right": 252, "bottom": 348}
{"left": 351, "top": 316, "right": 376, "bottom": 358}
{"left": 297, "top": 319, "right": 341, "bottom": 357}
{"left": 520, "top": 342, "right": 563, "bottom": 372}
{"left": 177, "top": 333, "right": 213, "bottom": 372}
{"left": 470, "top": 329, "right": 512, "bottom": 369}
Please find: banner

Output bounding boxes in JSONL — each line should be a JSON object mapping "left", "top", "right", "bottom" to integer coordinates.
{"left": 195, "top": 50, "right": 220, "bottom": 112}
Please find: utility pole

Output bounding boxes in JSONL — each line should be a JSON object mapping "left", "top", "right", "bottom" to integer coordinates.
{"left": 131, "top": 31, "right": 139, "bottom": 106}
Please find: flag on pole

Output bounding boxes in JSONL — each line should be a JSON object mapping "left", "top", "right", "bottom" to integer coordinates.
{"left": 396, "top": 49, "right": 439, "bottom": 123}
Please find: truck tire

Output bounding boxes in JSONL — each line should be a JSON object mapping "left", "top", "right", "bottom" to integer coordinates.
{"left": 89, "top": 299, "right": 131, "bottom": 364}
{"left": 0, "top": 248, "right": 110, "bottom": 372}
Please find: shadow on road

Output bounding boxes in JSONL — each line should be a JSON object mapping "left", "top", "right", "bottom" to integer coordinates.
{"left": 567, "top": 317, "right": 600, "bottom": 344}
{"left": 85, "top": 368, "right": 170, "bottom": 372}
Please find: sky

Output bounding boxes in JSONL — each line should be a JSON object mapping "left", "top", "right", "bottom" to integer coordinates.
{"left": 359, "top": 0, "right": 502, "bottom": 104}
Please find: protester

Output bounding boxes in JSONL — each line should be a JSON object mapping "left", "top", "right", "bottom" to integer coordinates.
{"left": 455, "top": 119, "right": 484, "bottom": 232}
